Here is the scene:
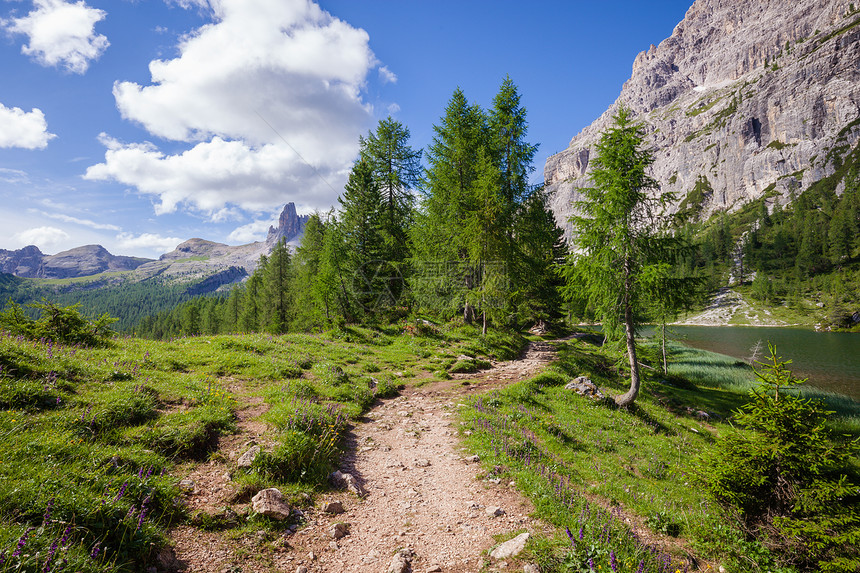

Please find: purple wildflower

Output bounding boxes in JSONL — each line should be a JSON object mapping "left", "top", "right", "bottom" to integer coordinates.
{"left": 578, "top": 526, "right": 584, "bottom": 540}
{"left": 636, "top": 560, "right": 645, "bottom": 573}
{"left": 43, "top": 498, "right": 55, "bottom": 525}
{"left": 59, "top": 525, "right": 71, "bottom": 546}
{"left": 610, "top": 550, "right": 618, "bottom": 572}
{"left": 588, "top": 557, "right": 595, "bottom": 571}
{"left": 0, "top": 550, "right": 6, "bottom": 566}
{"left": 90, "top": 541, "right": 102, "bottom": 559}
{"left": 11, "top": 527, "right": 34, "bottom": 557}
{"left": 565, "top": 527, "right": 575, "bottom": 545}
{"left": 43, "top": 538, "right": 59, "bottom": 572}
{"left": 114, "top": 481, "right": 128, "bottom": 501}
{"left": 126, "top": 505, "right": 136, "bottom": 520}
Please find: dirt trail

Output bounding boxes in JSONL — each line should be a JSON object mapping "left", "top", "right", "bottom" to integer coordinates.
{"left": 168, "top": 339, "right": 561, "bottom": 573}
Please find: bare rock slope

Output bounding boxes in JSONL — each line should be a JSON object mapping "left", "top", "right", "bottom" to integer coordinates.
{"left": 545, "top": 0, "right": 860, "bottom": 230}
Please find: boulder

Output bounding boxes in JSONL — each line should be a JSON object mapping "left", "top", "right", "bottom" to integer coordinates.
{"left": 237, "top": 445, "right": 261, "bottom": 468}
{"left": 564, "top": 376, "right": 605, "bottom": 399}
{"left": 251, "top": 488, "right": 291, "bottom": 521}
{"left": 490, "top": 532, "right": 530, "bottom": 560}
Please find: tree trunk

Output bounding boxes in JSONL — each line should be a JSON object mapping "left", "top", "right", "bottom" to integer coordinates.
{"left": 615, "top": 304, "right": 641, "bottom": 407}
{"left": 616, "top": 259, "right": 641, "bottom": 407}
{"left": 661, "top": 321, "right": 668, "bottom": 375}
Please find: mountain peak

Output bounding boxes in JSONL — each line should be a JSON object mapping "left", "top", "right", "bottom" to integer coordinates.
{"left": 266, "top": 202, "right": 309, "bottom": 247}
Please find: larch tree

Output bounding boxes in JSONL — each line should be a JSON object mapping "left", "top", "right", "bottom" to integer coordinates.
{"left": 563, "top": 106, "right": 673, "bottom": 408}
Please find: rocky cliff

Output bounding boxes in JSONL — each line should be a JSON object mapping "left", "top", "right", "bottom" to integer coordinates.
{"left": 545, "top": 0, "right": 860, "bottom": 231}
{"left": 266, "top": 202, "right": 308, "bottom": 248}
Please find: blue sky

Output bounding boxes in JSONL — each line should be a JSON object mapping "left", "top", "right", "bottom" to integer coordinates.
{"left": 0, "top": 0, "right": 692, "bottom": 259}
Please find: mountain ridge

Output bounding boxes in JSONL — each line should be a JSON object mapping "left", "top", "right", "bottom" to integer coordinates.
{"left": 0, "top": 203, "right": 307, "bottom": 284}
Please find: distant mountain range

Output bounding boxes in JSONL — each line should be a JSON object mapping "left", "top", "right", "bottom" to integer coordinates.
{"left": 0, "top": 203, "right": 308, "bottom": 289}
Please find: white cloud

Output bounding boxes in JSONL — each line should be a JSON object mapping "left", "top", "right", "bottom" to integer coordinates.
{"left": 387, "top": 102, "right": 401, "bottom": 115}
{"left": 0, "top": 168, "right": 31, "bottom": 183}
{"left": 89, "top": 0, "right": 378, "bottom": 216}
{"left": 3, "top": 0, "right": 109, "bottom": 74}
{"left": 85, "top": 134, "right": 345, "bottom": 215}
{"left": 227, "top": 218, "right": 275, "bottom": 243}
{"left": 36, "top": 211, "right": 122, "bottom": 231}
{"left": 116, "top": 232, "right": 182, "bottom": 254}
{"left": 12, "top": 226, "right": 70, "bottom": 249}
{"left": 0, "top": 103, "right": 56, "bottom": 149}
{"left": 378, "top": 65, "right": 397, "bottom": 84}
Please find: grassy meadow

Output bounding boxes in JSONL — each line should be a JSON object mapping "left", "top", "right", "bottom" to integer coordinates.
{"left": 0, "top": 319, "right": 857, "bottom": 572}
{"left": 0, "top": 321, "right": 522, "bottom": 572}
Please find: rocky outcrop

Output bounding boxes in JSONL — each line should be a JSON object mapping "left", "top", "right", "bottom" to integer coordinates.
{"left": 545, "top": 0, "right": 860, "bottom": 232}
{"left": 266, "top": 202, "right": 309, "bottom": 247}
{"left": 0, "top": 244, "right": 152, "bottom": 279}
{"left": 0, "top": 245, "right": 46, "bottom": 277}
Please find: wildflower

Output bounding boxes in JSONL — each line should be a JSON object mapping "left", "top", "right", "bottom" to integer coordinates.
{"left": 43, "top": 497, "right": 55, "bottom": 525}
{"left": 12, "top": 527, "right": 34, "bottom": 557}
{"left": 578, "top": 526, "right": 584, "bottom": 540}
{"left": 59, "top": 525, "right": 71, "bottom": 546}
{"left": 0, "top": 550, "right": 6, "bottom": 566}
{"left": 588, "top": 558, "right": 595, "bottom": 571}
{"left": 610, "top": 551, "right": 618, "bottom": 572}
{"left": 114, "top": 481, "right": 128, "bottom": 501}
{"left": 636, "top": 560, "right": 645, "bottom": 573}
{"left": 90, "top": 541, "right": 101, "bottom": 559}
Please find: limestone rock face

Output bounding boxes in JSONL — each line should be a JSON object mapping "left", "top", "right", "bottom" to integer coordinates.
{"left": 545, "top": 0, "right": 860, "bottom": 233}
{"left": 266, "top": 202, "right": 309, "bottom": 247}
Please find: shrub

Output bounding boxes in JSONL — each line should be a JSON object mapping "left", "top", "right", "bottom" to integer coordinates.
{"left": 0, "top": 300, "right": 117, "bottom": 346}
{"left": 703, "top": 345, "right": 860, "bottom": 572}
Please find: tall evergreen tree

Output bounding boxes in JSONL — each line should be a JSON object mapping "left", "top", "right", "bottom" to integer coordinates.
{"left": 262, "top": 239, "right": 292, "bottom": 333}
{"left": 562, "top": 106, "right": 673, "bottom": 408}
{"left": 359, "top": 117, "right": 422, "bottom": 264}
{"left": 413, "top": 89, "right": 489, "bottom": 322}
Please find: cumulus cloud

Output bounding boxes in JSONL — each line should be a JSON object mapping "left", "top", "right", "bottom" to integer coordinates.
{"left": 85, "top": 134, "right": 344, "bottom": 215}
{"left": 116, "top": 232, "right": 183, "bottom": 254}
{"left": 12, "top": 226, "right": 70, "bottom": 249}
{"left": 0, "top": 103, "right": 56, "bottom": 149}
{"left": 227, "top": 218, "right": 276, "bottom": 243}
{"left": 88, "top": 0, "right": 379, "bottom": 216}
{"left": 3, "top": 0, "right": 109, "bottom": 74}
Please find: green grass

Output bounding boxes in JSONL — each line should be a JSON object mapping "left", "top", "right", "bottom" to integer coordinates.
{"left": 0, "top": 323, "right": 524, "bottom": 572}
{"left": 458, "top": 335, "right": 860, "bottom": 572}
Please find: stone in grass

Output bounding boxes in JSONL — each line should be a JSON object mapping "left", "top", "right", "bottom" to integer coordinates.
{"left": 251, "top": 488, "right": 291, "bottom": 521}
{"left": 564, "top": 376, "right": 605, "bottom": 399}
{"left": 490, "top": 532, "right": 530, "bottom": 560}
{"left": 237, "top": 445, "right": 261, "bottom": 468}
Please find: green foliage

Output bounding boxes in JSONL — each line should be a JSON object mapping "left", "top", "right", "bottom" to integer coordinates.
{"left": 0, "top": 299, "right": 117, "bottom": 346}
{"left": 563, "top": 106, "right": 682, "bottom": 406}
{"left": 703, "top": 345, "right": 860, "bottom": 572}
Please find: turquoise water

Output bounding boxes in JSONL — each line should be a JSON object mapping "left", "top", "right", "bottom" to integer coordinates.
{"left": 647, "top": 325, "right": 860, "bottom": 400}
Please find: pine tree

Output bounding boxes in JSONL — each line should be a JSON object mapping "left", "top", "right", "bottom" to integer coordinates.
{"left": 562, "top": 106, "right": 673, "bottom": 407}
{"left": 359, "top": 117, "right": 422, "bottom": 265}
{"left": 239, "top": 256, "right": 266, "bottom": 332}
{"left": 413, "top": 88, "right": 489, "bottom": 322}
{"left": 511, "top": 186, "right": 568, "bottom": 329}
{"left": 262, "top": 239, "right": 292, "bottom": 333}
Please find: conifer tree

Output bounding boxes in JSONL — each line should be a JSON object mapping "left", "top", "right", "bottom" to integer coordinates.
{"left": 262, "top": 238, "right": 292, "bottom": 333}
{"left": 562, "top": 106, "right": 673, "bottom": 407}
{"left": 359, "top": 117, "right": 422, "bottom": 264}
{"left": 413, "top": 88, "right": 489, "bottom": 322}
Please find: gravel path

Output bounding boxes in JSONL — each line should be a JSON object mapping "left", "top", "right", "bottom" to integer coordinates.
{"left": 167, "top": 339, "right": 560, "bottom": 573}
